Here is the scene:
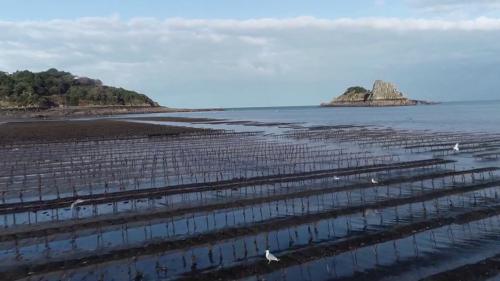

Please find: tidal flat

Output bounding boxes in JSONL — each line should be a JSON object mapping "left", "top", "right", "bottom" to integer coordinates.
{"left": 1, "top": 111, "right": 500, "bottom": 281}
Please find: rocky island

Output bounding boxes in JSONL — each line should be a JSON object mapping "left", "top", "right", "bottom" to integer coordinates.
{"left": 0, "top": 69, "right": 218, "bottom": 118}
{"left": 321, "top": 80, "right": 435, "bottom": 107}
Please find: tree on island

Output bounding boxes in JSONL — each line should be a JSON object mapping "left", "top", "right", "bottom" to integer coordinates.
{"left": 0, "top": 68, "right": 158, "bottom": 108}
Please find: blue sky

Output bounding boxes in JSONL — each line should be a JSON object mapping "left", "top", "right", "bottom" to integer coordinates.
{"left": 1, "top": 1, "right": 500, "bottom": 107}
{"left": 0, "top": 1, "right": 412, "bottom": 20}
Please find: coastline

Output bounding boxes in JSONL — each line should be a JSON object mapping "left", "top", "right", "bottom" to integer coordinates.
{"left": 0, "top": 105, "right": 223, "bottom": 120}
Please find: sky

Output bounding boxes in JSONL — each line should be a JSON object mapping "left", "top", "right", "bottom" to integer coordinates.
{"left": 1, "top": 1, "right": 500, "bottom": 108}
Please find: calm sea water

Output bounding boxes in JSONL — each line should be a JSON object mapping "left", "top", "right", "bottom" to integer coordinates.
{"left": 153, "top": 100, "right": 500, "bottom": 133}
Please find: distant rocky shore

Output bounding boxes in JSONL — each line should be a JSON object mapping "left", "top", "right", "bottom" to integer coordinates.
{"left": 0, "top": 106, "right": 222, "bottom": 120}
{"left": 0, "top": 69, "right": 223, "bottom": 120}
{"left": 321, "top": 80, "right": 436, "bottom": 107}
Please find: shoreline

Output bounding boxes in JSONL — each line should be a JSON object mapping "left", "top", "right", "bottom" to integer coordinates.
{"left": 0, "top": 105, "right": 222, "bottom": 121}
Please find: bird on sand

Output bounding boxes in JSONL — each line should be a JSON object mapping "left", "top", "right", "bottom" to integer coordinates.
{"left": 453, "top": 143, "right": 460, "bottom": 152}
{"left": 371, "top": 178, "right": 379, "bottom": 184}
{"left": 70, "top": 199, "right": 86, "bottom": 210}
{"left": 265, "top": 250, "right": 280, "bottom": 264}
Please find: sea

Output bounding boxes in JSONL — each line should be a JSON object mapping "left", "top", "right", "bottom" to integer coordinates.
{"left": 135, "top": 100, "right": 500, "bottom": 133}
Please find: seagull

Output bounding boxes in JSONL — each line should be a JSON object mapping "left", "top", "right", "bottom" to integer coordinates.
{"left": 70, "top": 199, "right": 86, "bottom": 210}
{"left": 265, "top": 250, "right": 280, "bottom": 264}
{"left": 333, "top": 176, "right": 340, "bottom": 180}
{"left": 364, "top": 208, "right": 381, "bottom": 216}
{"left": 453, "top": 143, "right": 460, "bottom": 152}
{"left": 371, "top": 178, "right": 379, "bottom": 184}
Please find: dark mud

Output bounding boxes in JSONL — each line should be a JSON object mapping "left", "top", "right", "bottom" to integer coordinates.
{"left": 180, "top": 204, "right": 500, "bottom": 280}
{"left": 422, "top": 254, "right": 500, "bottom": 281}
{"left": 3, "top": 160, "right": 485, "bottom": 243}
{"left": 0, "top": 119, "right": 209, "bottom": 145}
{"left": 2, "top": 120, "right": 500, "bottom": 281}
{"left": 122, "top": 116, "right": 223, "bottom": 123}
{"left": 0, "top": 158, "right": 453, "bottom": 214}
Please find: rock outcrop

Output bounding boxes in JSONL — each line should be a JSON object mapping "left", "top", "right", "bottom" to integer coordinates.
{"left": 371, "top": 80, "right": 405, "bottom": 100}
{"left": 321, "top": 80, "right": 434, "bottom": 107}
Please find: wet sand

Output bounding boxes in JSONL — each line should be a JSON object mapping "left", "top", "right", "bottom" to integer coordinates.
{"left": 0, "top": 119, "right": 209, "bottom": 145}
{"left": 0, "top": 106, "right": 222, "bottom": 121}
{"left": 1, "top": 118, "right": 500, "bottom": 281}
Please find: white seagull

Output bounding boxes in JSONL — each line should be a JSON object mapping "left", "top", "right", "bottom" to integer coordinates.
{"left": 265, "top": 250, "right": 280, "bottom": 264}
{"left": 333, "top": 176, "right": 340, "bottom": 180}
{"left": 453, "top": 143, "right": 460, "bottom": 152}
{"left": 70, "top": 199, "right": 86, "bottom": 210}
{"left": 364, "top": 208, "right": 381, "bottom": 216}
{"left": 371, "top": 178, "right": 379, "bottom": 184}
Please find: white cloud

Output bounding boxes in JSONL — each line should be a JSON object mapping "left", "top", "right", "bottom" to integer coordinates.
{"left": 1, "top": 16, "right": 500, "bottom": 107}
{"left": 408, "top": 0, "right": 500, "bottom": 16}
